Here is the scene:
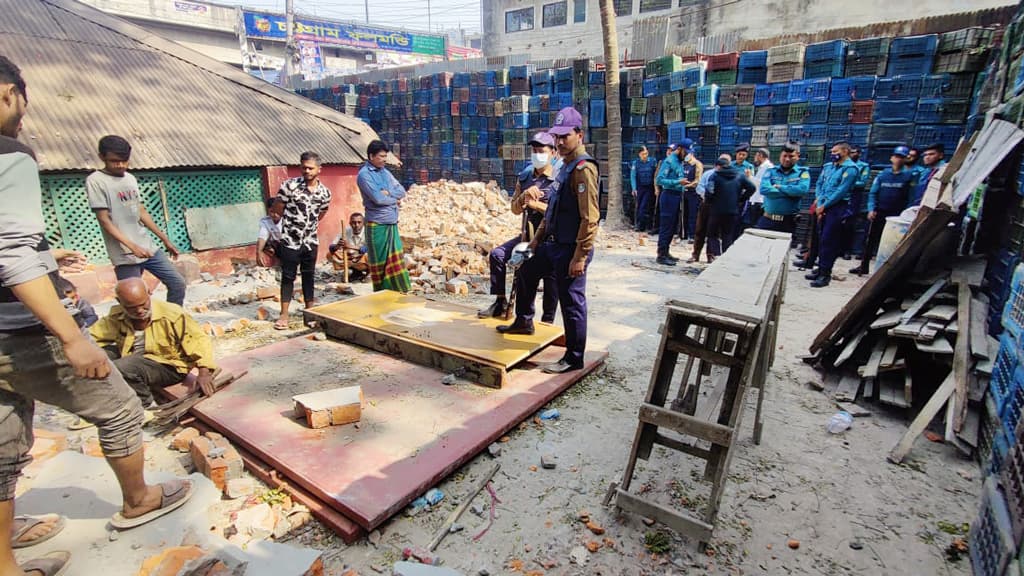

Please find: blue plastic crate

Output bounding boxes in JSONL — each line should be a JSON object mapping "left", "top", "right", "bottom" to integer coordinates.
{"left": 966, "top": 114, "right": 984, "bottom": 138}
{"left": 696, "top": 144, "right": 719, "bottom": 165}
{"left": 771, "top": 82, "right": 790, "bottom": 103}
{"left": 697, "top": 85, "right": 720, "bottom": 107}
{"left": 509, "top": 65, "right": 530, "bottom": 79}
{"left": 754, "top": 84, "right": 773, "bottom": 106}
{"left": 1004, "top": 263, "right": 1024, "bottom": 342}
{"left": 788, "top": 79, "right": 810, "bottom": 103}
{"left": 700, "top": 106, "right": 720, "bottom": 125}
{"left": 686, "top": 126, "right": 701, "bottom": 142}
{"left": 684, "top": 65, "right": 705, "bottom": 87}
{"left": 887, "top": 55, "right": 934, "bottom": 76}
{"left": 737, "top": 68, "right": 767, "bottom": 84}
{"left": 668, "top": 121, "right": 687, "bottom": 145}
{"left": 590, "top": 99, "right": 606, "bottom": 128}
{"left": 789, "top": 124, "right": 828, "bottom": 146}
{"left": 914, "top": 124, "right": 963, "bottom": 152}
{"left": 670, "top": 71, "right": 686, "bottom": 91}
{"left": 1002, "top": 371, "right": 1024, "bottom": 442}
{"left": 804, "top": 60, "right": 845, "bottom": 79}
{"left": 805, "top": 101, "right": 829, "bottom": 124}
{"left": 876, "top": 74, "right": 924, "bottom": 99}
{"left": 890, "top": 34, "right": 938, "bottom": 57}
{"left": 805, "top": 39, "right": 848, "bottom": 62}
{"left": 627, "top": 114, "right": 647, "bottom": 128}
{"left": 916, "top": 98, "right": 970, "bottom": 124}
{"left": 866, "top": 145, "right": 900, "bottom": 167}
{"left": 873, "top": 99, "right": 917, "bottom": 122}
{"left": 771, "top": 104, "right": 790, "bottom": 124}
{"left": 992, "top": 333, "right": 1022, "bottom": 412}
{"left": 829, "top": 78, "right": 855, "bottom": 102}
{"left": 531, "top": 83, "right": 551, "bottom": 96}
{"left": 719, "top": 105, "right": 738, "bottom": 126}
{"left": 719, "top": 126, "right": 753, "bottom": 147}
{"left": 555, "top": 67, "right": 573, "bottom": 83}
{"left": 739, "top": 50, "right": 768, "bottom": 68}
{"left": 643, "top": 78, "right": 660, "bottom": 97}
{"left": 870, "top": 123, "right": 915, "bottom": 144}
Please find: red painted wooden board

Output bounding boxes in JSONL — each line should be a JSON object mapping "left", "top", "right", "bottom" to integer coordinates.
{"left": 167, "top": 336, "right": 605, "bottom": 531}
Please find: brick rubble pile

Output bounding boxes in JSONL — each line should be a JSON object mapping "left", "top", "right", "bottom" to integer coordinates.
{"left": 399, "top": 179, "right": 522, "bottom": 294}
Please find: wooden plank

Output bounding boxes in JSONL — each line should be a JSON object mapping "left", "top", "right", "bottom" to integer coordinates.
{"left": 862, "top": 377, "right": 875, "bottom": 401}
{"left": 917, "top": 324, "right": 940, "bottom": 342}
{"left": 880, "top": 342, "right": 899, "bottom": 367}
{"left": 957, "top": 406, "right": 981, "bottom": 449}
{"left": 915, "top": 337, "right": 954, "bottom": 355}
{"left": 904, "top": 371, "right": 913, "bottom": 407}
{"left": 878, "top": 373, "right": 910, "bottom": 409}
{"left": 888, "top": 372, "right": 957, "bottom": 463}
{"left": 893, "top": 319, "right": 928, "bottom": 338}
{"left": 879, "top": 359, "right": 906, "bottom": 373}
{"left": 833, "top": 329, "right": 869, "bottom": 367}
{"left": 970, "top": 297, "right": 991, "bottom": 360}
{"left": 666, "top": 339, "right": 742, "bottom": 368}
{"left": 950, "top": 119, "right": 1024, "bottom": 208}
{"left": 637, "top": 404, "right": 734, "bottom": 447}
{"left": 615, "top": 489, "right": 714, "bottom": 543}
{"left": 944, "top": 320, "right": 959, "bottom": 335}
{"left": 901, "top": 278, "right": 949, "bottom": 324}
{"left": 952, "top": 273, "right": 971, "bottom": 433}
{"left": 923, "top": 305, "right": 958, "bottom": 321}
{"left": 970, "top": 373, "right": 988, "bottom": 404}
{"left": 900, "top": 298, "right": 916, "bottom": 311}
{"left": 862, "top": 339, "right": 886, "bottom": 380}
{"left": 834, "top": 374, "right": 862, "bottom": 403}
{"left": 652, "top": 432, "right": 713, "bottom": 460}
{"left": 871, "top": 310, "right": 904, "bottom": 330}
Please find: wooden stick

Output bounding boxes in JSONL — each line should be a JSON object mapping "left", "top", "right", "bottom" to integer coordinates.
{"left": 901, "top": 278, "right": 948, "bottom": 324}
{"left": 951, "top": 272, "right": 971, "bottom": 434}
{"left": 427, "top": 462, "right": 500, "bottom": 551}
{"left": 888, "top": 372, "right": 956, "bottom": 464}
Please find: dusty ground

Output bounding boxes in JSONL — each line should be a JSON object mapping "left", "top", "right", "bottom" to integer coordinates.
{"left": 33, "top": 226, "right": 980, "bottom": 576}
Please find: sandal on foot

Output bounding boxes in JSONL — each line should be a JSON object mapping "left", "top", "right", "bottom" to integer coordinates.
{"left": 66, "top": 417, "right": 93, "bottom": 431}
{"left": 11, "top": 514, "right": 66, "bottom": 549}
{"left": 273, "top": 319, "right": 289, "bottom": 330}
{"left": 20, "top": 550, "right": 71, "bottom": 576}
{"left": 109, "top": 479, "right": 194, "bottom": 530}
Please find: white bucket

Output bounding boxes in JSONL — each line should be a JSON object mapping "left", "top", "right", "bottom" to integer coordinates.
{"left": 872, "top": 216, "right": 912, "bottom": 273}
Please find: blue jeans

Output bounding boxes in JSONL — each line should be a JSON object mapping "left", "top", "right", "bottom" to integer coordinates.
{"left": 114, "top": 250, "right": 187, "bottom": 306}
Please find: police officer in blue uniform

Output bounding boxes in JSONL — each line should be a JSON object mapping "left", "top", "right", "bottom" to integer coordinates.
{"left": 654, "top": 139, "right": 696, "bottom": 266}
{"left": 757, "top": 142, "right": 810, "bottom": 233}
{"left": 479, "top": 132, "right": 559, "bottom": 320}
{"left": 630, "top": 146, "right": 658, "bottom": 232}
{"left": 497, "top": 107, "right": 599, "bottom": 374}
{"left": 850, "top": 145, "right": 918, "bottom": 275}
{"left": 808, "top": 141, "right": 860, "bottom": 288}
{"left": 843, "top": 145, "right": 871, "bottom": 258}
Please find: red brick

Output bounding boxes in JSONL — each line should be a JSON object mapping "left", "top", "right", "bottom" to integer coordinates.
{"left": 171, "top": 427, "right": 199, "bottom": 452}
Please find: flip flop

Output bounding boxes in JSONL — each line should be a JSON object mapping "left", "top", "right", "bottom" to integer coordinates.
{"left": 11, "top": 514, "right": 66, "bottom": 549}
{"left": 66, "top": 417, "right": 93, "bottom": 431}
{"left": 109, "top": 479, "right": 194, "bottom": 530}
{"left": 20, "top": 550, "right": 71, "bottom": 576}
{"left": 273, "top": 319, "right": 289, "bottom": 330}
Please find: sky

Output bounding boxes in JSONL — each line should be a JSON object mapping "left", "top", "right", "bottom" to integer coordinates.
{"left": 229, "top": 0, "right": 481, "bottom": 34}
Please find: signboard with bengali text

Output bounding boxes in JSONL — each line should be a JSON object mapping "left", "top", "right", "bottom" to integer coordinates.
{"left": 242, "top": 11, "right": 445, "bottom": 57}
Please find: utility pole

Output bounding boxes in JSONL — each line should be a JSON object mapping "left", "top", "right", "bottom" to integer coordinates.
{"left": 364, "top": 0, "right": 369, "bottom": 23}
{"left": 427, "top": 0, "right": 431, "bottom": 31}
{"left": 282, "top": 0, "right": 295, "bottom": 88}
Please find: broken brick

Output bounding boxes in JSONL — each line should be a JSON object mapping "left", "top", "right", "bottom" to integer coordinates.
{"left": 137, "top": 546, "right": 206, "bottom": 576}
{"left": 171, "top": 427, "right": 199, "bottom": 452}
{"left": 585, "top": 540, "right": 601, "bottom": 553}
{"left": 256, "top": 286, "right": 278, "bottom": 300}
{"left": 585, "top": 520, "right": 605, "bottom": 535}
{"left": 256, "top": 307, "right": 270, "bottom": 321}
{"left": 190, "top": 434, "right": 243, "bottom": 490}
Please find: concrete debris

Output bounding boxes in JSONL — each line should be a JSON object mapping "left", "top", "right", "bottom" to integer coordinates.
{"left": 393, "top": 562, "right": 465, "bottom": 575}
{"left": 224, "top": 477, "right": 256, "bottom": 500}
{"left": 400, "top": 180, "right": 521, "bottom": 294}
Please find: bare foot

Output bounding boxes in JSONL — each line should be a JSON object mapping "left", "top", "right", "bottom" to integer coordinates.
{"left": 304, "top": 300, "right": 318, "bottom": 309}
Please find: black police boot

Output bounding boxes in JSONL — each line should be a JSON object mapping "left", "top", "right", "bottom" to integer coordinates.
{"left": 496, "top": 319, "right": 535, "bottom": 335}
{"left": 810, "top": 273, "right": 832, "bottom": 288}
{"left": 477, "top": 299, "right": 507, "bottom": 318}
{"left": 804, "top": 269, "right": 821, "bottom": 280}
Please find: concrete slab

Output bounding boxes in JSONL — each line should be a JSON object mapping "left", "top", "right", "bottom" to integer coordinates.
{"left": 14, "top": 451, "right": 321, "bottom": 576}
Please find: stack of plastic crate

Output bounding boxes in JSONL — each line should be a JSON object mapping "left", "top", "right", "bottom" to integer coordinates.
{"left": 935, "top": 27, "right": 995, "bottom": 74}
{"left": 804, "top": 39, "right": 848, "bottom": 79}
{"left": 738, "top": 50, "right": 768, "bottom": 84}
{"left": 846, "top": 37, "right": 890, "bottom": 77}
{"left": 704, "top": 52, "right": 739, "bottom": 86}
{"left": 767, "top": 43, "right": 805, "bottom": 83}
{"left": 887, "top": 34, "right": 938, "bottom": 76}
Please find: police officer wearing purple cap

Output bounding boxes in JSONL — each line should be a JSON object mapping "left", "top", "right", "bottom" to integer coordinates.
{"left": 497, "top": 107, "right": 600, "bottom": 374}
{"left": 850, "top": 145, "right": 918, "bottom": 275}
{"left": 478, "top": 132, "right": 559, "bottom": 321}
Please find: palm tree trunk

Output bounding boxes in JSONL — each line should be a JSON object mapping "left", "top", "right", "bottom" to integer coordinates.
{"left": 599, "top": 0, "right": 624, "bottom": 228}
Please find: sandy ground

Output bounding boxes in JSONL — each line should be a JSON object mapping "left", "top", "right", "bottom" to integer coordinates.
{"left": 34, "top": 226, "right": 980, "bottom": 576}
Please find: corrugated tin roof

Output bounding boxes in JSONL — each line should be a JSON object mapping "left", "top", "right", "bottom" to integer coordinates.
{"left": 1, "top": 0, "right": 376, "bottom": 171}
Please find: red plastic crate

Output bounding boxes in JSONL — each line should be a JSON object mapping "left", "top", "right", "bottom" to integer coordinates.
{"left": 851, "top": 101, "right": 874, "bottom": 123}
{"left": 705, "top": 52, "right": 740, "bottom": 71}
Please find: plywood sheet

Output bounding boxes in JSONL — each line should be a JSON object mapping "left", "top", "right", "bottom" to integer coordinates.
{"left": 185, "top": 202, "right": 265, "bottom": 250}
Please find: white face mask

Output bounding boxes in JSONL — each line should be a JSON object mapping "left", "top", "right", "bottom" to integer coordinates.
{"left": 530, "top": 153, "right": 550, "bottom": 170}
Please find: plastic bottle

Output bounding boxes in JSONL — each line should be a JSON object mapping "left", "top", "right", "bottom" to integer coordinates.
{"left": 826, "top": 411, "right": 853, "bottom": 434}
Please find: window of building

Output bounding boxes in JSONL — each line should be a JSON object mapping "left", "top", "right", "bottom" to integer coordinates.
{"left": 505, "top": 7, "right": 535, "bottom": 33}
{"left": 640, "top": 0, "right": 672, "bottom": 12}
{"left": 679, "top": 0, "right": 700, "bottom": 5}
{"left": 543, "top": 2, "right": 568, "bottom": 28}
{"left": 574, "top": 0, "right": 586, "bottom": 23}
{"left": 614, "top": 0, "right": 633, "bottom": 16}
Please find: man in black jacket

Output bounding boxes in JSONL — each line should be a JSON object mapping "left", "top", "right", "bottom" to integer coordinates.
{"left": 706, "top": 156, "right": 756, "bottom": 261}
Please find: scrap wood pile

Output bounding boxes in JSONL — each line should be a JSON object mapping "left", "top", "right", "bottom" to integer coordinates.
{"left": 808, "top": 120, "right": 1024, "bottom": 464}
{"left": 400, "top": 179, "right": 522, "bottom": 294}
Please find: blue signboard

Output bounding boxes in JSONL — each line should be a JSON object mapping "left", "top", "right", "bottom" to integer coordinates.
{"left": 242, "top": 11, "right": 445, "bottom": 57}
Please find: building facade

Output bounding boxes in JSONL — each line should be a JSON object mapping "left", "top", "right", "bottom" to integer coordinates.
{"left": 483, "top": 0, "right": 1015, "bottom": 61}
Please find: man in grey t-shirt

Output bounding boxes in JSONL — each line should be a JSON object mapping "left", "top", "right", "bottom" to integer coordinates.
{"left": 86, "top": 135, "right": 186, "bottom": 305}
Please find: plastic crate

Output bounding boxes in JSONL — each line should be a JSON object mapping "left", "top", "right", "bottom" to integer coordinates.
{"left": 767, "top": 43, "right": 806, "bottom": 66}
{"left": 682, "top": 88, "right": 698, "bottom": 108}
{"left": 939, "top": 27, "right": 994, "bottom": 54}
{"left": 684, "top": 64, "right": 706, "bottom": 87}
{"left": 768, "top": 124, "right": 789, "bottom": 145}
{"left": 916, "top": 98, "right": 969, "bottom": 124}
{"left": 685, "top": 107, "right": 699, "bottom": 125}
{"left": 873, "top": 99, "right": 917, "bottom": 122}
{"left": 788, "top": 80, "right": 810, "bottom": 103}
{"left": 719, "top": 84, "right": 756, "bottom": 106}
{"left": 805, "top": 101, "right": 829, "bottom": 124}
{"left": 848, "top": 37, "right": 891, "bottom": 59}
{"left": 921, "top": 72, "right": 977, "bottom": 99}
{"left": 719, "top": 105, "right": 738, "bottom": 126}
{"left": 739, "top": 50, "right": 768, "bottom": 69}
{"left": 751, "top": 126, "right": 770, "bottom": 146}
{"left": 767, "top": 62, "right": 803, "bottom": 83}
{"left": 887, "top": 55, "right": 934, "bottom": 76}
{"left": 670, "top": 71, "right": 687, "bottom": 91}
{"left": 1002, "top": 373, "right": 1024, "bottom": 441}
{"left": 866, "top": 145, "right": 898, "bottom": 167}
{"left": 707, "top": 70, "right": 737, "bottom": 86}
{"left": 805, "top": 39, "right": 848, "bottom": 62}
{"left": 876, "top": 75, "right": 924, "bottom": 99}
{"left": 934, "top": 50, "right": 991, "bottom": 74}
{"left": 789, "top": 124, "right": 828, "bottom": 146}
{"left": 668, "top": 121, "right": 687, "bottom": 145}
{"left": 699, "top": 106, "right": 720, "bottom": 125}
{"left": 697, "top": 85, "right": 720, "bottom": 107}
{"left": 851, "top": 101, "right": 874, "bottom": 123}
{"left": 870, "top": 123, "right": 915, "bottom": 145}
{"left": 891, "top": 34, "right": 939, "bottom": 57}
{"left": 642, "top": 78, "right": 660, "bottom": 97}
{"left": 735, "top": 105, "right": 754, "bottom": 125}
{"left": 970, "top": 478, "right": 1016, "bottom": 576}
{"left": 799, "top": 146, "right": 826, "bottom": 166}
{"left": 630, "top": 98, "right": 648, "bottom": 115}
{"left": 1001, "top": 412, "right": 1024, "bottom": 548}
{"left": 705, "top": 52, "right": 739, "bottom": 71}
{"left": 772, "top": 104, "right": 790, "bottom": 124}
{"left": 828, "top": 102, "right": 852, "bottom": 123}
{"left": 590, "top": 99, "right": 606, "bottom": 128}
{"left": 846, "top": 55, "right": 888, "bottom": 77}
{"left": 646, "top": 54, "right": 683, "bottom": 77}
{"left": 914, "top": 124, "right": 963, "bottom": 152}
{"left": 992, "top": 333, "right": 1022, "bottom": 412}
{"left": 719, "top": 126, "right": 753, "bottom": 147}
{"left": 588, "top": 71, "right": 605, "bottom": 85}
{"left": 787, "top": 102, "right": 809, "bottom": 124}
{"left": 698, "top": 125, "right": 720, "bottom": 145}
{"left": 737, "top": 68, "right": 767, "bottom": 85}
{"left": 754, "top": 84, "right": 774, "bottom": 106}
{"left": 753, "top": 105, "right": 772, "bottom": 124}
{"left": 627, "top": 113, "right": 647, "bottom": 128}
{"left": 804, "top": 60, "right": 845, "bottom": 79}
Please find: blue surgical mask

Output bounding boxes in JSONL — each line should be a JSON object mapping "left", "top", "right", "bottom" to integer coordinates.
{"left": 829, "top": 153, "right": 841, "bottom": 163}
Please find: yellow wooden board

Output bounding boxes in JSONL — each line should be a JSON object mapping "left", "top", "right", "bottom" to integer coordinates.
{"left": 305, "top": 291, "right": 563, "bottom": 376}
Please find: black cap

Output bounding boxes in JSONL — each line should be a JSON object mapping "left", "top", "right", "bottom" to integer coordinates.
{"left": 715, "top": 157, "right": 731, "bottom": 168}
{"left": 734, "top": 143, "right": 749, "bottom": 153}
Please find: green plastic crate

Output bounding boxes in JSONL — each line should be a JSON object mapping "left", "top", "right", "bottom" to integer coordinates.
{"left": 685, "top": 107, "right": 699, "bottom": 125}
{"left": 646, "top": 55, "right": 683, "bottom": 77}
{"left": 707, "top": 70, "right": 738, "bottom": 86}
